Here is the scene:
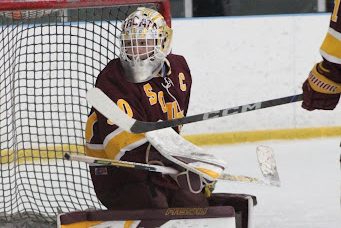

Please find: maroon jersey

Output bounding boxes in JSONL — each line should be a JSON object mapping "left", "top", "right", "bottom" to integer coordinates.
{"left": 317, "top": 1, "right": 341, "bottom": 84}
{"left": 85, "top": 54, "right": 192, "bottom": 164}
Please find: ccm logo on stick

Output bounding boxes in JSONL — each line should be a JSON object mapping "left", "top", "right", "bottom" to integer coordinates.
{"left": 203, "top": 102, "right": 262, "bottom": 120}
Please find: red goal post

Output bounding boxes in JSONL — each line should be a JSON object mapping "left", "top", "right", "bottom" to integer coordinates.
{"left": 0, "top": 0, "right": 171, "bottom": 26}
{"left": 0, "top": 0, "right": 171, "bottom": 227}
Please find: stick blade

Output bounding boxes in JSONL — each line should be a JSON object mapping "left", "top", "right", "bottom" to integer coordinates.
{"left": 86, "top": 88, "right": 135, "bottom": 132}
{"left": 256, "top": 145, "right": 281, "bottom": 187}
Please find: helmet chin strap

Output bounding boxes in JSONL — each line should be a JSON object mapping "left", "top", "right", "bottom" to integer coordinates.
{"left": 158, "top": 58, "right": 171, "bottom": 78}
{"left": 157, "top": 62, "right": 166, "bottom": 78}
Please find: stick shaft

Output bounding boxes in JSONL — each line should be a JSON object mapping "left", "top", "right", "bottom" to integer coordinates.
{"left": 65, "top": 153, "right": 279, "bottom": 186}
{"left": 64, "top": 153, "right": 179, "bottom": 174}
{"left": 87, "top": 88, "right": 303, "bottom": 133}
{"left": 131, "top": 94, "right": 303, "bottom": 133}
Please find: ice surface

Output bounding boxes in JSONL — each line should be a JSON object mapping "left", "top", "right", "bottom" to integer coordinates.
{"left": 207, "top": 138, "right": 341, "bottom": 228}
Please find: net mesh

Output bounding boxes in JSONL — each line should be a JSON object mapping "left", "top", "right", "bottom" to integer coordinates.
{"left": 0, "top": 1, "right": 163, "bottom": 226}
{"left": 1, "top": 9, "right": 58, "bottom": 20}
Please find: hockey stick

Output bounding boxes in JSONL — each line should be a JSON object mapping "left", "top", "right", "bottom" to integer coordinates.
{"left": 219, "top": 145, "right": 280, "bottom": 186}
{"left": 64, "top": 153, "right": 279, "bottom": 186}
{"left": 256, "top": 145, "right": 280, "bottom": 187}
{"left": 218, "top": 173, "right": 276, "bottom": 185}
{"left": 64, "top": 152, "right": 178, "bottom": 174}
{"left": 87, "top": 88, "right": 303, "bottom": 133}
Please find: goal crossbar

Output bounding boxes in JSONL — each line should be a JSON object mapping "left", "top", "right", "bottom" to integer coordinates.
{"left": 0, "top": 0, "right": 171, "bottom": 25}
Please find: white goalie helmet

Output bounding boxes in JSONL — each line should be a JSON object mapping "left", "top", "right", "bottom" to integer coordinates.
{"left": 119, "top": 7, "right": 173, "bottom": 83}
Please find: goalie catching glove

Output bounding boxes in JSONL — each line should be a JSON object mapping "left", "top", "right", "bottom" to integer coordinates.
{"left": 145, "top": 142, "right": 224, "bottom": 197}
{"left": 169, "top": 159, "right": 224, "bottom": 197}
{"left": 302, "top": 62, "right": 341, "bottom": 110}
{"left": 145, "top": 128, "right": 226, "bottom": 196}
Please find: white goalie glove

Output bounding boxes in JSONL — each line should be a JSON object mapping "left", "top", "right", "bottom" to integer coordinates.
{"left": 146, "top": 128, "right": 226, "bottom": 194}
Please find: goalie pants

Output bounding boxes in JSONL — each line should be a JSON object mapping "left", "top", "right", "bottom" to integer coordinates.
{"left": 90, "top": 165, "right": 209, "bottom": 210}
{"left": 90, "top": 166, "right": 256, "bottom": 228}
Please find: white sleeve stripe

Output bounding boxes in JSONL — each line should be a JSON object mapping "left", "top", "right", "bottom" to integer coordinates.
{"left": 86, "top": 143, "right": 105, "bottom": 150}
{"left": 115, "top": 138, "right": 148, "bottom": 160}
{"left": 320, "top": 50, "right": 341, "bottom": 64}
{"left": 328, "top": 27, "right": 341, "bottom": 41}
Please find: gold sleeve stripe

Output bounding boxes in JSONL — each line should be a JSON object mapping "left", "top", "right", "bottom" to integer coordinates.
{"left": 85, "top": 143, "right": 106, "bottom": 158}
{"left": 308, "top": 64, "right": 341, "bottom": 94}
{"left": 103, "top": 129, "right": 146, "bottom": 160}
{"left": 103, "top": 128, "right": 123, "bottom": 146}
{"left": 328, "top": 27, "right": 341, "bottom": 40}
{"left": 85, "top": 112, "right": 97, "bottom": 143}
{"left": 320, "top": 28, "right": 341, "bottom": 64}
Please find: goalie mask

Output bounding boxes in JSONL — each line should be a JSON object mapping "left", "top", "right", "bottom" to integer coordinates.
{"left": 119, "top": 7, "right": 173, "bottom": 83}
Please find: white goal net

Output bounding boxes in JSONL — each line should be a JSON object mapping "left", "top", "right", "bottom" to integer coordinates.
{"left": 0, "top": 0, "right": 171, "bottom": 226}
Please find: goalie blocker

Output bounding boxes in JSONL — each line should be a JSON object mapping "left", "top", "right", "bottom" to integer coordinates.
{"left": 57, "top": 193, "right": 257, "bottom": 228}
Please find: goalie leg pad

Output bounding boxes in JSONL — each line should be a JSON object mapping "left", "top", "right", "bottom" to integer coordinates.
{"left": 57, "top": 206, "right": 237, "bottom": 228}
{"left": 208, "top": 193, "right": 257, "bottom": 228}
{"left": 168, "top": 188, "right": 209, "bottom": 208}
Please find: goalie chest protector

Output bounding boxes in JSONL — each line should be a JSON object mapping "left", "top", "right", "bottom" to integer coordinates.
{"left": 95, "top": 53, "right": 192, "bottom": 126}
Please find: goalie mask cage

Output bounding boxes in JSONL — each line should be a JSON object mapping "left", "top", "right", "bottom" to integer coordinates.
{"left": 0, "top": 0, "right": 171, "bottom": 226}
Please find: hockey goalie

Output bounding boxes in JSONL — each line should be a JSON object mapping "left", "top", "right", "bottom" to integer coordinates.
{"left": 58, "top": 7, "right": 256, "bottom": 228}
